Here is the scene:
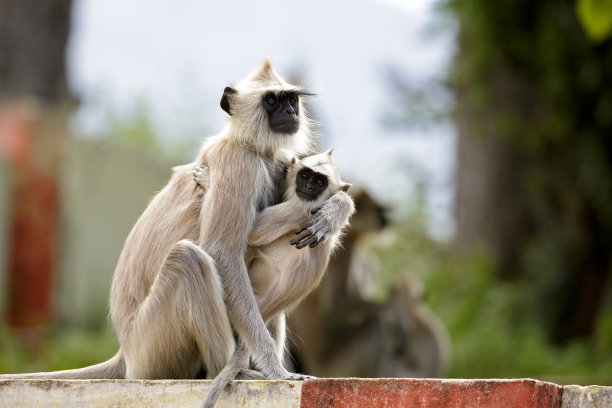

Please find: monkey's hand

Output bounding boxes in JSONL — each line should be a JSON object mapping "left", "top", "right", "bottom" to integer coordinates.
{"left": 291, "top": 191, "right": 355, "bottom": 249}
{"left": 192, "top": 165, "right": 210, "bottom": 190}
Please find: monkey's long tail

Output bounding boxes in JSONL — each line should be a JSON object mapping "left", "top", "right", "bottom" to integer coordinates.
{"left": 201, "top": 345, "right": 248, "bottom": 408}
{"left": 0, "top": 351, "right": 125, "bottom": 380}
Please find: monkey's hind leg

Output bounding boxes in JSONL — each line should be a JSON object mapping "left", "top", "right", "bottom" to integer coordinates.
{"left": 123, "top": 240, "right": 235, "bottom": 379}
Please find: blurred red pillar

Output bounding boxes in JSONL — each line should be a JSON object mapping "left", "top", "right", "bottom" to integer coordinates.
{"left": 0, "top": 101, "right": 62, "bottom": 332}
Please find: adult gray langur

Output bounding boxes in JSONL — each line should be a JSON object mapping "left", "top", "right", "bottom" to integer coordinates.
{"left": 193, "top": 149, "right": 354, "bottom": 407}
{"left": 0, "top": 60, "right": 355, "bottom": 382}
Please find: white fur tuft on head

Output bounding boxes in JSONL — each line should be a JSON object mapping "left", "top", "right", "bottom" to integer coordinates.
{"left": 244, "top": 58, "right": 284, "bottom": 87}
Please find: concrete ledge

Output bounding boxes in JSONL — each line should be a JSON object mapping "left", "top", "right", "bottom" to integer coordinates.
{"left": 301, "top": 378, "right": 562, "bottom": 408}
{"left": 0, "top": 378, "right": 609, "bottom": 408}
{"left": 0, "top": 379, "right": 302, "bottom": 408}
{"left": 562, "top": 385, "right": 612, "bottom": 408}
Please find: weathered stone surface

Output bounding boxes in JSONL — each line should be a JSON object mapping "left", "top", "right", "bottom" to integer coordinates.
{"left": 300, "top": 378, "right": 563, "bottom": 408}
{"left": 0, "top": 379, "right": 302, "bottom": 408}
{"left": 2, "top": 378, "right": 611, "bottom": 407}
{"left": 562, "top": 385, "right": 612, "bottom": 408}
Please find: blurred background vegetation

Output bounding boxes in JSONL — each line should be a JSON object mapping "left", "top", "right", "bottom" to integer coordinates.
{"left": 0, "top": 0, "right": 611, "bottom": 384}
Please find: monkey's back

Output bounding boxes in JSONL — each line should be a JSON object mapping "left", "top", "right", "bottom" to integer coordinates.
{"left": 109, "top": 162, "right": 204, "bottom": 334}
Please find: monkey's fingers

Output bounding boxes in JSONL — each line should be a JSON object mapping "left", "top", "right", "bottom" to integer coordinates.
{"left": 295, "top": 234, "right": 319, "bottom": 249}
{"left": 309, "top": 234, "right": 326, "bottom": 248}
{"left": 294, "top": 220, "right": 314, "bottom": 235}
{"left": 310, "top": 205, "right": 324, "bottom": 215}
{"left": 290, "top": 228, "right": 312, "bottom": 245}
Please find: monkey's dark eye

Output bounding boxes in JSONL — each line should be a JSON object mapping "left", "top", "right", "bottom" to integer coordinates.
{"left": 267, "top": 97, "right": 276, "bottom": 105}
{"left": 300, "top": 172, "right": 309, "bottom": 180}
{"left": 315, "top": 177, "right": 327, "bottom": 187}
{"left": 289, "top": 97, "right": 297, "bottom": 106}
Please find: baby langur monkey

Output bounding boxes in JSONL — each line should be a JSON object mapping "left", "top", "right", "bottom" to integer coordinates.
{"left": 193, "top": 148, "right": 353, "bottom": 408}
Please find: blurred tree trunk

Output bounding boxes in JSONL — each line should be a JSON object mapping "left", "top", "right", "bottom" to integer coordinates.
{"left": 0, "top": 0, "right": 72, "bottom": 339}
{"left": 0, "top": 0, "right": 72, "bottom": 100}
{"left": 451, "top": 0, "right": 612, "bottom": 342}
{"left": 454, "top": 73, "right": 535, "bottom": 281}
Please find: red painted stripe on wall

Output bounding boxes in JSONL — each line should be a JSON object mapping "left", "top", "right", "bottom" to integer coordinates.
{"left": 300, "top": 378, "right": 563, "bottom": 408}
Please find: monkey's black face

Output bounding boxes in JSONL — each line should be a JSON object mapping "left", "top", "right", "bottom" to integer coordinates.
{"left": 295, "top": 167, "right": 328, "bottom": 201}
{"left": 262, "top": 91, "right": 300, "bottom": 134}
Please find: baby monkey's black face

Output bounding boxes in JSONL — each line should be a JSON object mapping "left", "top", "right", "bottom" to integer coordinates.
{"left": 295, "top": 167, "right": 328, "bottom": 201}
{"left": 262, "top": 91, "right": 300, "bottom": 134}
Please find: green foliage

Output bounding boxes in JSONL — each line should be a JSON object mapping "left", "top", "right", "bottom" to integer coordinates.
{"left": 81, "top": 94, "right": 212, "bottom": 163}
{"left": 0, "top": 326, "right": 118, "bottom": 374}
{"left": 374, "top": 220, "right": 612, "bottom": 384}
{"left": 576, "top": 0, "right": 612, "bottom": 43}
{"left": 445, "top": 0, "right": 612, "bottom": 343}
{"left": 100, "top": 100, "right": 202, "bottom": 163}
{"left": 105, "top": 100, "right": 161, "bottom": 153}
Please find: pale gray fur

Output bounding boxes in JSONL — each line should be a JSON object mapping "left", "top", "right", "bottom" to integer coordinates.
{"left": 0, "top": 60, "right": 354, "bottom": 382}
{"left": 196, "top": 149, "right": 354, "bottom": 408}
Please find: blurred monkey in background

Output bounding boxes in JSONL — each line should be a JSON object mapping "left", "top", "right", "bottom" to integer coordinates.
{"left": 289, "top": 189, "right": 450, "bottom": 378}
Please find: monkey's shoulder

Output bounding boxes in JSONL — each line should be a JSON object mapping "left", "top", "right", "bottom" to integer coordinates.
{"left": 140, "top": 163, "right": 206, "bottom": 216}
{"left": 201, "top": 141, "right": 270, "bottom": 178}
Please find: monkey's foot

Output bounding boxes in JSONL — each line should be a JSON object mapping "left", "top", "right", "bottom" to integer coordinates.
{"left": 284, "top": 372, "right": 316, "bottom": 381}
{"left": 237, "top": 369, "right": 315, "bottom": 381}
{"left": 236, "top": 369, "right": 266, "bottom": 380}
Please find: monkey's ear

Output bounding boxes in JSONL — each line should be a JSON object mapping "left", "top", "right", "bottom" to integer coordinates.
{"left": 220, "top": 87, "right": 237, "bottom": 116}
{"left": 341, "top": 183, "right": 352, "bottom": 192}
{"left": 327, "top": 147, "right": 336, "bottom": 157}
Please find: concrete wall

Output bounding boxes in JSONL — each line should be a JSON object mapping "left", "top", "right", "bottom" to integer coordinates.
{"left": 55, "top": 138, "right": 174, "bottom": 326}
{"left": 0, "top": 379, "right": 301, "bottom": 408}
{"left": 0, "top": 379, "right": 610, "bottom": 408}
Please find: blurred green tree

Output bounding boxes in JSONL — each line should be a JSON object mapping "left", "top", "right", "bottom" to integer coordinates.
{"left": 576, "top": 0, "right": 612, "bottom": 43}
{"left": 450, "top": 0, "right": 612, "bottom": 343}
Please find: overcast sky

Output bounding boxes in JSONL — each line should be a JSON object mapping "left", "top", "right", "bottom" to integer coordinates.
{"left": 67, "top": 0, "right": 456, "bottom": 237}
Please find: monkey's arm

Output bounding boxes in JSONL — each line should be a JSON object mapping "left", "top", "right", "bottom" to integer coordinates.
{"left": 198, "top": 146, "right": 291, "bottom": 380}
{"left": 292, "top": 191, "right": 355, "bottom": 249}
{"left": 248, "top": 202, "right": 307, "bottom": 247}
